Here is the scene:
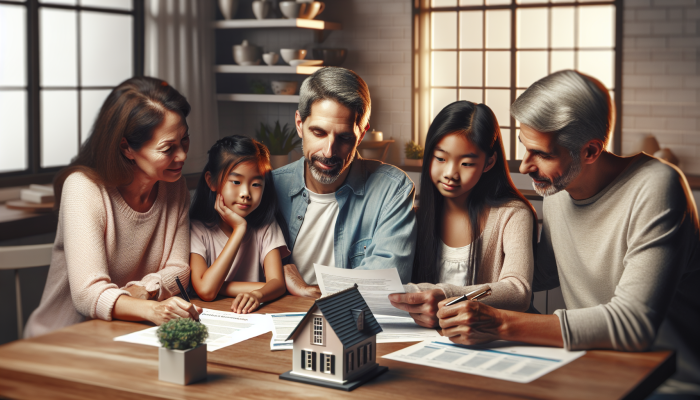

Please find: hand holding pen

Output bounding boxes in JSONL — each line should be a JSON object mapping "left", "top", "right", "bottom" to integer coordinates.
{"left": 436, "top": 286, "right": 505, "bottom": 345}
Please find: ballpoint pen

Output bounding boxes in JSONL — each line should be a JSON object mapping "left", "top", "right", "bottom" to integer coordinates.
{"left": 175, "top": 276, "right": 200, "bottom": 322}
{"left": 444, "top": 286, "right": 492, "bottom": 306}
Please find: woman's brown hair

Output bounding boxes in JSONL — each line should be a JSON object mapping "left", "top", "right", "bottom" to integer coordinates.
{"left": 53, "top": 76, "right": 191, "bottom": 210}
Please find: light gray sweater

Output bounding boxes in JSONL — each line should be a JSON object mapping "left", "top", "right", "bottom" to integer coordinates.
{"left": 534, "top": 155, "right": 700, "bottom": 391}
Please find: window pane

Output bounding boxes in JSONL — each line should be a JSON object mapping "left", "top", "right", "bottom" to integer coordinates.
{"left": 485, "top": 89, "right": 510, "bottom": 128}
{"left": 517, "top": 51, "right": 547, "bottom": 88}
{"left": 578, "top": 50, "right": 614, "bottom": 88}
{"left": 40, "top": 8, "right": 77, "bottom": 87}
{"left": 517, "top": 129, "right": 527, "bottom": 159}
{"left": 41, "top": 90, "right": 78, "bottom": 168}
{"left": 81, "top": 89, "right": 111, "bottom": 143}
{"left": 0, "top": 5, "right": 26, "bottom": 86}
{"left": 432, "top": 52, "right": 457, "bottom": 87}
{"left": 459, "top": 89, "right": 483, "bottom": 103}
{"left": 40, "top": 0, "right": 76, "bottom": 4}
{"left": 517, "top": 8, "right": 548, "bottom": 49}
{"left": 502, "top": 127, "right": 511, "bottom": 160}
{"left": 551, "top": 50, "right": 575, "bottom": 73}
{"left": 578, "top": 6, "right": 615, "bottom": 48}
{"left": 486, "top": 10, "right": 510, "bottom": 49}
{"left": 460, "top": 0, "right": 482, "bottom": 5}
{"left": 80, "top": 0, "right": 132, "bottom": 10}
{"left": 485, "top": 51, "right": 510, "bottom": 87}
{"left": 551, "top": 7, "right": 575, "bottom": 49}
{"left": 432, "top": 12, "right": 457, "bottom": 50}
{"left": 459, "top": 11, "right": 483, "bottom": 49}
{"left": 460, "top": 51, "right": 483, "bottom": 87}
{"left": 81, "top": 11, "right": 133, "bottom": 86}
{"left": 0, "top": 91, "right": 27, "bottom": 172}
{"left": 486, "top": 0, "right": 510, "bottom": 4}
{"left": 433, "top": 0, "right": 457, "bottom": 6}
{"left": 432, "top": 88, "right": 457, "bottom": 121}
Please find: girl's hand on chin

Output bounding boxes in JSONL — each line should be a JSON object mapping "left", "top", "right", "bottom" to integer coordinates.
{"left": 215, "top": 194, "right": 247, "bottom": 232}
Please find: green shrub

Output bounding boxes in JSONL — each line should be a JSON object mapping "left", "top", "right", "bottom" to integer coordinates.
{"left": 256, "top": 121, "right": 302, "bottom": 155}
{"left": 404, "top": 140, "right": 424, "bottom": 160}
{"left": 157, "top": 318, "right": 208, "bottom": 350}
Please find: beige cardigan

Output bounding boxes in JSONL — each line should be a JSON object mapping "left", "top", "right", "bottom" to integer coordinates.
{"left": 24, "top": 172, "right": 191, "bottom": 338}
{"left": 405, "top": 200, "right": 535, "bottom": 312}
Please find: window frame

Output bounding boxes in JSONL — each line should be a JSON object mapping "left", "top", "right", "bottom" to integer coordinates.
{"left": 312, "top": 316, "right": 324, "bottom": 346}
{"left": 0, "top": 0, "right": 144, "bottom": 188}
{"left": 412, "top": 0, "right": 623, "bottom": 172}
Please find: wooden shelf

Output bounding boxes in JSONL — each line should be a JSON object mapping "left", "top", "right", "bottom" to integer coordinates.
{"left": 214, "top": 65, "right": 322, "bottom": 75}
{"left": 213, "top": 19, "right": 341, "bottom": 31}
{"left": 216, "top": 93, "right": 300, "bottom": 103}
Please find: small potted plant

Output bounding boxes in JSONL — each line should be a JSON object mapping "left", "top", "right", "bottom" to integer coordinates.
{"left": 256, "top": 121, "right": 302, "bottom": 169}
{"left": 404, "top": 140, "right": 424, "bottom": 167}
{"left": 157, "top": 318, "right": 208, "bottom": 385}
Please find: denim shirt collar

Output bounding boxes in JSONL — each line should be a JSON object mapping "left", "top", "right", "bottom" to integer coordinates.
{"left": 288, "top": 153, "right": 366, "bottom": 197}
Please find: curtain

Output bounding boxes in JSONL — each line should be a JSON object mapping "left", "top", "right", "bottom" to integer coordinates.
{"left": 145, "top": 0, "right": 218, "bottom": 174}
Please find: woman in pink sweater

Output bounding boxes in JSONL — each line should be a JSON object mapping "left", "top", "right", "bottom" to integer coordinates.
{"left": 25, "top": 77, "right": 201, "bottom": 338}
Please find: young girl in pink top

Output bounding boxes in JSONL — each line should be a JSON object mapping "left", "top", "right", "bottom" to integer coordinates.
{"left": 189, "top": 136, "right": 290, "bottom": 313}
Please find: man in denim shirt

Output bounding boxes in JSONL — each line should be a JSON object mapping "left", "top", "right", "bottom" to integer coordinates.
{"left": 272, "top": 67, "right": 417, "bottom": 298}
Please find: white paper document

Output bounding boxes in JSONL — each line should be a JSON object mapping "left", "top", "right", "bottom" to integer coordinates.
{"left": 269, "top": 312, "right": 308, "bottom": 351}
{"left": 114, "top": 308, "right": 273, "bottom": 352}
{"left": 382, "top": 339, "right": 586, "bottom": 383}
{"left": 269, "top": 312, "right": 440, "bottom": 350}
{"left": 374, "top": 315, "right": 441, "bottom": 343}
{"left": 314, "top": 264, "right": 409, "bottom": 318}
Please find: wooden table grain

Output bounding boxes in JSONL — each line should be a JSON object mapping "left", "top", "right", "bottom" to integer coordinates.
{"left": 0, "top": 295, "right": 675, "bottom": 400}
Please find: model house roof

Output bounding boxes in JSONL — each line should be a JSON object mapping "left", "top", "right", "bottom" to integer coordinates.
{"left": 286, "top": 284, "right": 383, "bottom": 349}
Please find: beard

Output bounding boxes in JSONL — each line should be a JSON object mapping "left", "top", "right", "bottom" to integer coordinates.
{"left": 303, "top": 141, "right": 354, "bottom": 185}
{"left": 530, "top": 156, "right": 582, "bottom": 197}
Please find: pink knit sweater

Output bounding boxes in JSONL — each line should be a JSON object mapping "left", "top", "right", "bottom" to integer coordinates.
{"left": 24, "top": 172, "right": 191, "bottom": 338}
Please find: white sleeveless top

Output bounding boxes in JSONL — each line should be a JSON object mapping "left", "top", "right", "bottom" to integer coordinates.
{"left": 437, "top": 238, "right": 473, "bottom": 286}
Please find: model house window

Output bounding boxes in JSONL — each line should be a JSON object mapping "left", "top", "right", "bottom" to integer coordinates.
{"left": 305, "top": 350, "right": 314, "bottom": 370}
{"left": 324, "top": 354, "right": 332, "bottom": 374}
{"left": 346, "top": 351, "right": 354, "bottom": 373}
{"left": 313, "top": 317, "right": 323, "bottom": 345}
{"left": 413, "top": 0, "right": 621, "bottom": 160}
{"left": 0, "top": 0, "right": 142, "bottom": 185}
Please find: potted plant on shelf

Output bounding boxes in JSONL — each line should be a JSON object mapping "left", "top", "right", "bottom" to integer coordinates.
{"left": 404, "top": 140, "right": 424, "bottom": 167}
{"left": 157, "top": 318, "right": 208, "bottom": 385}
{"left": 256, "top": 121, "right": 302, "bottom": 169}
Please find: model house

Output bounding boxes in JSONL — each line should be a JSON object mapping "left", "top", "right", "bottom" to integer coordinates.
{"left": 281, "top": 284, "right": 386, "bottom": 390}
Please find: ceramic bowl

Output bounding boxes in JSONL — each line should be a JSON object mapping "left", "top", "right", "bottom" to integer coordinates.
{"left": 311, "top": 48, "right": 347, "bottom": 67}
{"left": 271, "top": 81, "right": 299, "bottom": 95}
{"left": 289, "top": 59, "right": 322, "bottom": 67}
{"left": 279, "top": 1, "right": 301, "bottom": 18}
{"left": 298, "top": 1, "right": 324, "bottom": 19}
{"left": 280, "top": 48, "right": 307, "bottom": 64}
{"left": 263, "top": 52, "right": 279, "bottom": 65}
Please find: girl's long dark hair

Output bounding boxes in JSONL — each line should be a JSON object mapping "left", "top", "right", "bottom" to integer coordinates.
{"left": 412, "top": 101, "right": 537, "bottom": 284}
{"left": 190, "top": 135, "right": 278, "bottom": 231}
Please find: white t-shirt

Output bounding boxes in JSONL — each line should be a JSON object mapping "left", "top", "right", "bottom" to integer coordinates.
{"left": 438, "top": 238, "right": 473, "bottom": 286}
{"left": 290, "top": 189, "right": 339, "bottom": 285}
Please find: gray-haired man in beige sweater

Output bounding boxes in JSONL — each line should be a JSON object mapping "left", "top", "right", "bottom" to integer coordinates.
{"left": 435, "top": 70, "right": 700, "bottom": 396}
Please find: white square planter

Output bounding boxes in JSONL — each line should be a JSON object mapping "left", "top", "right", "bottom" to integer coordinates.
{"left": 158, "top": 344, "right": 207, "bottom": 385}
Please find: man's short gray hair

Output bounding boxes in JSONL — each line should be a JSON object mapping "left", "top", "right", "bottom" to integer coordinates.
{"left": 298, "top": 67, "right": 371, "bottom": 130}
{"left": 510, "top": 70, "right": 614, "bottom": 158}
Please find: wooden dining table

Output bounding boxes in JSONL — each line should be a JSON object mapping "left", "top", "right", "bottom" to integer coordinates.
{"left": 0, "top": 295, "right": 675, "bottom": 400}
